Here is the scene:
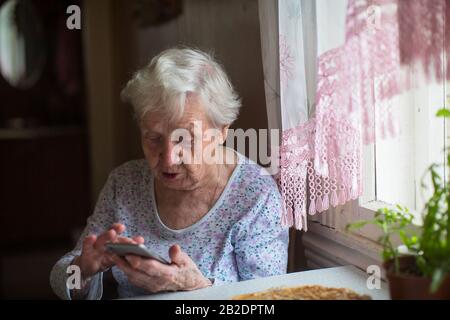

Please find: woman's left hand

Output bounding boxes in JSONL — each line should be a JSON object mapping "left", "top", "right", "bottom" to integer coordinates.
{"left": 112, "top": 244, "right": 212, "bottom": 293}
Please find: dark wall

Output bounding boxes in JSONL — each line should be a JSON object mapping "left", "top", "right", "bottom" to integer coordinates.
{"left": 0, "top": 0, "right": 90, "bottom": 299}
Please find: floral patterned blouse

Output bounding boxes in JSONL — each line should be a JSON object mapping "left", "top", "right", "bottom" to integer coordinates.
{"left": 50, "top": 152, "right": 289, "bottom": 299}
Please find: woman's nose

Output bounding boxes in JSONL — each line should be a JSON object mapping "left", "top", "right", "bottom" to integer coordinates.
{"left": 160, "top": 139, "right": 182, "bottom": 167}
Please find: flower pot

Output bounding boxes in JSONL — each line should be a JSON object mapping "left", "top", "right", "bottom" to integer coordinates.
{"left": 384, "top": 256, "right": 450, "bottom": 299}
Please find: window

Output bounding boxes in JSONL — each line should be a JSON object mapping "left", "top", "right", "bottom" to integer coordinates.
{"left": 310, "top": 67, "right": 449, "bottom": 240}
{"left": 304, "top": 1, "right": 448, "bottom": 259}
{"left": 361, "top": 68, "right": 448, "bottom": 226}
{"left": 307, "top": 0, "right": 449, "bottom": 231}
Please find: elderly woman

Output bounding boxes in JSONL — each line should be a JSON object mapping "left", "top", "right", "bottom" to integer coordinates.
{"left": 50, "top": 48, "right": 288, "bottom": 299}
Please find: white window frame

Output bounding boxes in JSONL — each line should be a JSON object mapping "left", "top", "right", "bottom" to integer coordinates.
{"left": 306, "top": 76, "right": 449, "bottom": 271}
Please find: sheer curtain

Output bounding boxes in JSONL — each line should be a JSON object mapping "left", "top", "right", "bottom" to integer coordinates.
{"left": 259, "top": 0, "right": 449, "bottom": 231}
{"left": 259, "top": 0, "right": 352, "bottom": 231}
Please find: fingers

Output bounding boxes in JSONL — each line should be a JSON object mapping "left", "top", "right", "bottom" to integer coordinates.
{"left": 110, "top": 223, "right": 126, "bottom": 234}
{"left": 111, "top": 255, "right": 132, "bottom": 272}
{"left": 132, "top": 236, "right": 145, "bottom": 244}
{"left": 82, "top": 235, "right": 97, "bottom": 253}
{"left": 79, "top": 225, "right": 131, "bottom": 275}
{"left": 113, "top": 235, "right": 145, "bottom": 245}
{"left": 102, "top": 236, "right": 142, "bottom": 267}
{"left": 169, "top": 244, "right": 190, "bottom": 267}
{"left": 114, "top": 236, "right": 137, "bottom": 244}
{"left": 114, "top": 255, "right": 176, "bottom": 293}
{"left": 125, "top": 255, "right": 141, "bottom": 269}
{"left": 125, "top": 255, "right": 174, "bottom": 278}
{"left": 102, "top": 251, "right": 116, "bottom": 267}
{"left": 112, "top": 255, "right": 145, "bottom": 277}
{"left": 94, "top": 223, "right": 126, "bottom": 250}
{"left": 112, "top": 255, "right": 148, "bottom": 290}
{"left": 94, "top": 229, "right": 117, "bottom": 251}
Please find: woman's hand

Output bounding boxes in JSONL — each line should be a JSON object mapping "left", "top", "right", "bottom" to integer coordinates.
{"left": 72, "top": 223, "right": 144, "bottom": 281}
{"left": 112, "top": 244, "right": 212, "bottom": 293}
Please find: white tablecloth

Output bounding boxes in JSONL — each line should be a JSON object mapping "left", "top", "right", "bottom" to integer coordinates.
{"left": 126, "top": 265, "right": 390, "bottom": 300}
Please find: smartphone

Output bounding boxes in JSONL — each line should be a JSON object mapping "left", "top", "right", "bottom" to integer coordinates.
{"left": 105, "top": 243, "right": 170, "bottom": 265}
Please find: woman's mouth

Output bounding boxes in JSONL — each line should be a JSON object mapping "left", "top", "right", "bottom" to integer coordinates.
{"left": 162, "top": 172, "right": 179, "bottom": 180}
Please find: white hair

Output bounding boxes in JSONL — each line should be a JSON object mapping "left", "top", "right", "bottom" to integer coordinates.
{"left": 121, "top": 47, "right": 241, "bottom": 127}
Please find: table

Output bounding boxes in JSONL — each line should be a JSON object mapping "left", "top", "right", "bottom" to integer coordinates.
{"left": 128, "top": 265, "right": 390, "bottom": 300}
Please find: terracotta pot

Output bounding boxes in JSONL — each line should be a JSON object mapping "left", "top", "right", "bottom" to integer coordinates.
{"left": 384, "top": 256, "right": 450, "bottom": 300}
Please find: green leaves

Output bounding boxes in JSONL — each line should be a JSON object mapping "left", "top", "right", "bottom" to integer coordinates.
{"left": 345, "top": 185, "right": 448, "bottom": 293}
{"left": 436, "top": 108, "right": 450, "bottom": 118}
{"left": 346, "top": 205, "right": 416, "bottom": 274}
{"left": 346, "top": 220, "right": 374, "bottom": 231}
{"left": 418, "top": 146, "right": 450, "bottom": 293}
{"left": 345, "top": 108, "right": 450, "bottom": 294}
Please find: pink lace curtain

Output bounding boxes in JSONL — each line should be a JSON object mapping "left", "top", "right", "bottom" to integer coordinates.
{"left": 259, "top": 0, "right": 450, "bottom": 231}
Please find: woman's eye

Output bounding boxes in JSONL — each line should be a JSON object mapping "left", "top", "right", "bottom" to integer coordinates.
{"left": 145, "top": 135, "right": 162, "bottom": 143}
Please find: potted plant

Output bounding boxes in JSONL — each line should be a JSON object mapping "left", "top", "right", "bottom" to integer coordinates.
{"left": 347, "top": 109, "right": 450, "bottom": 299}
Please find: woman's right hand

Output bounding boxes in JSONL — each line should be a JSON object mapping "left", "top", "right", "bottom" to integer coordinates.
{"left": 72, "top": 223, "right": 144, "bottom": 281}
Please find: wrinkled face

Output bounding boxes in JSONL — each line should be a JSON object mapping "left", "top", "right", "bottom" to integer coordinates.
{"left": 140, "top": 96, "right": 227, "bottom": 191}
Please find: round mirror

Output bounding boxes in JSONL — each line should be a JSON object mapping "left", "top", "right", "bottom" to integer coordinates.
{"left": 0, "top": 0, "right": 46, "bottom": 89}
